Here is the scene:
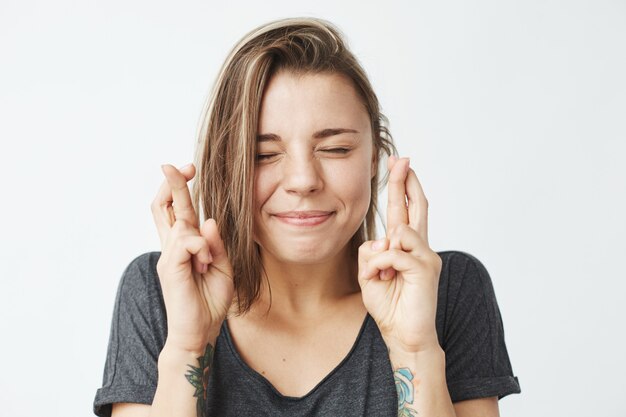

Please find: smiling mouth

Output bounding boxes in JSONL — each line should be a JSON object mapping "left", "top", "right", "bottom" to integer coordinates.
{"left": 272, "top": 211, "right": 335, "bottom": 226}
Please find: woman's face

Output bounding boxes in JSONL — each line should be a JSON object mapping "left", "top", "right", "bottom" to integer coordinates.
{"left": 253, "top": 70, "right": 375, "bottom": 265}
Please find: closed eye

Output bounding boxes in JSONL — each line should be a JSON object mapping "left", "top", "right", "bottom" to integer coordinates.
{"left": 256, "top": 148, "right": 351, "bottom": 162}
{"left": 320, "top": 148, "right": 351, "bottom": 154}
{"left": 256, "top": 153, "right": 279, "bottom": 161}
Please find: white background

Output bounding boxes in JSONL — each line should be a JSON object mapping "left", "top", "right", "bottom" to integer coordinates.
{"left": 1, "top": 0, "right": 624, "bottom": 416}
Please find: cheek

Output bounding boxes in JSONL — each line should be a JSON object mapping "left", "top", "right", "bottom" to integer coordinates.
{"left": 253, "top": 168, "right": 275, "bottom": 211}
{"left": 253, "top": 169, "right": 275, "bottom": 244}
{"left": 346, "top": 177, "right": 372, "bottom": 213}
{"left": 330, "top": 158, "right": 372, "bottom": 212}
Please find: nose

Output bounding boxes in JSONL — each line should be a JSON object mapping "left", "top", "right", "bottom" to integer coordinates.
{"left": 282, "top": 153, "right": 323, "bottom": 195}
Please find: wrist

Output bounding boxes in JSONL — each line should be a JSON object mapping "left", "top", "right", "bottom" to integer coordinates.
{"left": 153, "top": 338, "right": 217, "bottom": 416}
{"left": 160, "top": 337, "right": 217, "bottom": 365}
{"left": 382, "top": 332, "right": 442, "bottom": 356}
{"left": 163, "top": 326, "right": 221, "bottom": 355}
{"left": 387, "top": 343, "right": 445, "bottom": 367}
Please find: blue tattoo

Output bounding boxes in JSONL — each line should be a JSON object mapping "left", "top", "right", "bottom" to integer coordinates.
{"left": 395, "top": 367, "right": 418, "bottom": 416}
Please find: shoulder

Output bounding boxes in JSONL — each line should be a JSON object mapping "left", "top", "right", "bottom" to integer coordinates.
{"left": 433, "top": 252, "right": 521, "bottom": 401}
{"left": 435, "top": 250, "right": 496, "bottom": 297}
{"left": 110, "top": 251, "right": 168, "bottom": 342}
{"left": 123, "top": 251, "right": 161, "bottom": 278}
{"left": 433, "top": 250, "right": 501, "bottom": 343}
{"left": 436, "top": 250, "right": 490, "bottom": 275}
{"left": 114, "top": 251, "right": 163, "bottom": 304}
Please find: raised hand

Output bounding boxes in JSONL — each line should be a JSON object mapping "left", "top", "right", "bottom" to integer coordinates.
{"left": 358, "top": 156, "right": 442, "bottom": 354}
{"left": 152, "top": 163, "right": 235, "bottom": 353}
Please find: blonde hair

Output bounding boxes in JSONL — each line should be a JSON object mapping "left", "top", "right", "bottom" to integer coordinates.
{"left": 191, "top": 17, "right": 396, "bottom": 316}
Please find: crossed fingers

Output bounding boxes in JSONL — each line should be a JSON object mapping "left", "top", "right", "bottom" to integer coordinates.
{"left": 151, "top": 164, "right": 198, "bottom": 245}
{"left": 386, "top": 155, "right": 429, "bottom": 245}
{"left": 362, "top": 155, "right": 431, "bottom": 281}
{"left": 151, "top": 163, "right": 211, "bottom": 274}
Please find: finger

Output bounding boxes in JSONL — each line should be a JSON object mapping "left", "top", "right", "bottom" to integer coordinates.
{"left": 362, "top": 236, "right": 404, "bottom": 282}
{"left": 386, "top": 157, "right": 410, "bottom": 237}
{"left": 172, "top": 209, "right": 210, "bottom": 276}
{"left": 170, "top": 219, "right": 212, "bottom": 262}
{"left": 405, "top": 167, "right": 429, "bottom": 245}
{"left": 359, "top": 249, "right": 420, "bottom": 282}
{"left": 358, "top": 239, "right": 396, "bottom": 283}
{"left": 161, "top": 163, "right": 198, "bottom": 228}
{"left": 385, "top": 223, "right": 432, "bottom": 280}
{"left": 388, "top": 223, "right": 431, "bottom": 257}
{"left": 152, "top": 164, "right": 196, "bottom": 245}
{"left": 163, "top": 232, "right": 213, "bottom": 276}
{"left": 200, "top": 218, "right": 233, "bottom": 281}
{"left": 388, "top": 154, "right": 398, "bottom": 170}
{"left": 358, "top": 238, "right": 389, "bottom": 274}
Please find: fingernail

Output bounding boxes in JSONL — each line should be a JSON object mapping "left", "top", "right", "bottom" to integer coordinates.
{"left": 201, "top": 263, "right": 208, "bottom": 274}
{"left": 179, "top": 163, "right": 192, "bottom": 170}
{"left": 372, "top": 238, "right": 385, "bottom": 251}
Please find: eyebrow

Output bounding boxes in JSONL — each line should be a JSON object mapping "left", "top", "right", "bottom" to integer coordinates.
{"left": 256, "top": 128, "right": 359, "bottom": 142}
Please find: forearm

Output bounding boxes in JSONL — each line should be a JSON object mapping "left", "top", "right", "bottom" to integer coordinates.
{"left": 388, "top": 345, "right": 456, "bottom": 417}
{"left": 150, "top": 340, "right": 215, "bottom": 417}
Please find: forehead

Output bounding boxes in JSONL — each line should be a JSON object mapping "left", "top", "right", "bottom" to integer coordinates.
{"left": 258, "top": 70, "right": 370, "bottom": 132}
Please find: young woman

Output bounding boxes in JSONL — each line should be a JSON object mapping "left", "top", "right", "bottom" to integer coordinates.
{"left": 94, "top": 17, "right": 520, "bottom": 417}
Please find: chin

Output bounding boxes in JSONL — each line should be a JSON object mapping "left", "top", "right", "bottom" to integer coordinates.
{"left": 265, "top": 239, "right": 346, "bottom": 265}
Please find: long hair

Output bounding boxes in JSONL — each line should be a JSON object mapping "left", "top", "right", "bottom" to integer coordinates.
{"left": 191, "top": 17, "right": 397, "bottom": 316}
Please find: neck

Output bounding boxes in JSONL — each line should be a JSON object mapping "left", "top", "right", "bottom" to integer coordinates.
{"left": 253, "top": 244, "right": 361, "bottom": 322}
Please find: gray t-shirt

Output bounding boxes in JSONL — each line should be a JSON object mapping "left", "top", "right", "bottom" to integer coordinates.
{"left": 93, "top": 250, "right": 520, "bottom": 416}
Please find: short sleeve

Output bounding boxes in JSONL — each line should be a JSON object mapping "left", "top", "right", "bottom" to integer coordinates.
{"left": 93, "top": 252, "right": 167, "bottom": 417}
{"left": 437, "top": 251, "right": 521, "bottom": 402}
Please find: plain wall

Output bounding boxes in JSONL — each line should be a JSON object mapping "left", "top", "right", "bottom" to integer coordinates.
{"left": 1, "top": 0, "right": 624, "bottom": 416}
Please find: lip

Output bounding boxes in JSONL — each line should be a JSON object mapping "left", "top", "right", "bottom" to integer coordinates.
{"left": 272, "top": 210, "right": 335, "bottom": 226}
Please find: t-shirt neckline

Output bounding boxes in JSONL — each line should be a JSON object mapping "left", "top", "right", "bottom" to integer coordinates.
{"left": 222, "top": 311, "right": 372, "bottom": 401}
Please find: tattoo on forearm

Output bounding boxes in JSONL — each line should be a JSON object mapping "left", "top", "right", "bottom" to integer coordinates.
{"left": 395, "top": 367, "right": 418, "bottom": 416}
{"left": 185, "top": 343, "right": 214, "bottom": 417}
